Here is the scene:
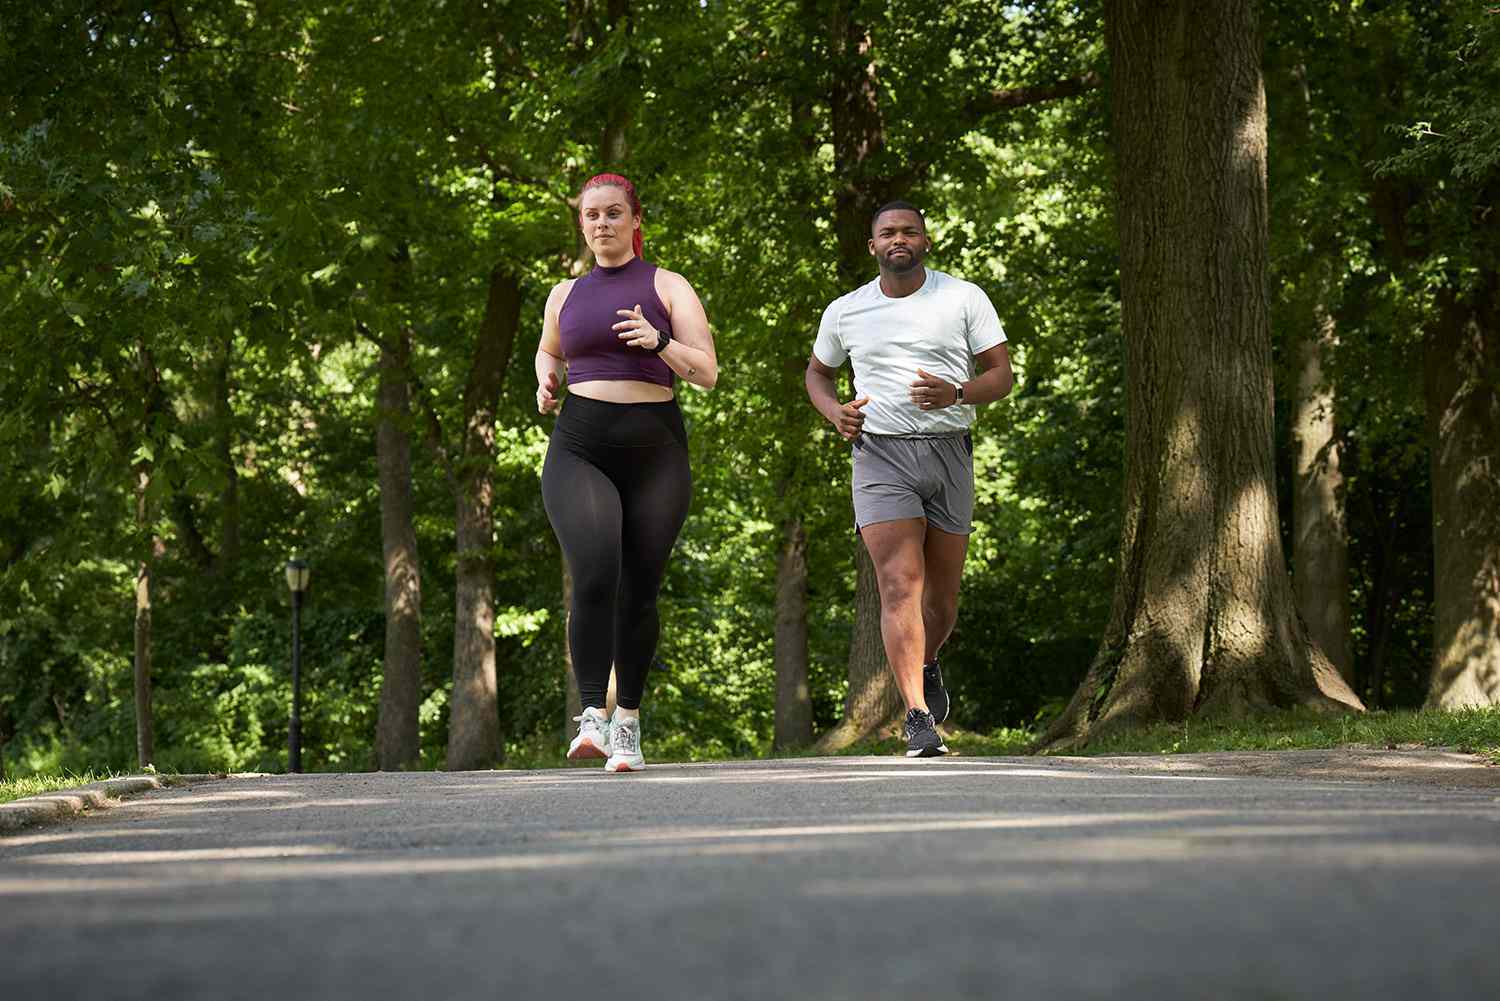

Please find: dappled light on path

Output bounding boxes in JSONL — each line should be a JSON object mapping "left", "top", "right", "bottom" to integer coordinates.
{"left": 3, "top": 760, "right": 1499, "bottom": 1001}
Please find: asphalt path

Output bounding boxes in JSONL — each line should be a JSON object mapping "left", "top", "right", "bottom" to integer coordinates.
{"left": 3, "top": 756, "right": 1498, "bottom": 1001}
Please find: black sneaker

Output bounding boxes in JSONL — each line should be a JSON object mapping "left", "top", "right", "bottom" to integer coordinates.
{"left": 903, "top": 707, "right": 948, "bottom": 758}
{"left": 923, "top": 659, "right": 951, "bottom": 725}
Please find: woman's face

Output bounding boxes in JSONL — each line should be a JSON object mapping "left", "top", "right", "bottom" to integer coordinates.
{"left": 579, "top": 185, "right": 638, "bottom": 258}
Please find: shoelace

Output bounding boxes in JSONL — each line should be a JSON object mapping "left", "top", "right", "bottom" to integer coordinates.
{"left": 573, "top": 712, "right": 607, "bottom": 742}
{"left": 905, "top": 708, "right": 932, "bottom": 737}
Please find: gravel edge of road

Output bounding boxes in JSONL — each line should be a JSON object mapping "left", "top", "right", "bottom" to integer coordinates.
{"left": 0, "top": 773, "right": 229, "bottom": 835}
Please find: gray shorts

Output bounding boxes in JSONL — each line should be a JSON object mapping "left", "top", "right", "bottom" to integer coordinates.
{"left": 851, "top": 432, "right": 975, "bottom": 535}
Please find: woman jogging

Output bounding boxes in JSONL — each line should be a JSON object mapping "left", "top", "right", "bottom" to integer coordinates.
{"left": 536, "top": 173, "right": 718, "bottom": 772}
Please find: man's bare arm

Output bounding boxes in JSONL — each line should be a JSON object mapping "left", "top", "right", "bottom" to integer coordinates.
{"left": 806, "top": 355, "right": 869, "bottom": 441}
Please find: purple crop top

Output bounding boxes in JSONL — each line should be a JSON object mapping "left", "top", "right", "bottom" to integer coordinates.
{"left": 558, "top": 257, "right": 674, "bottom": 388}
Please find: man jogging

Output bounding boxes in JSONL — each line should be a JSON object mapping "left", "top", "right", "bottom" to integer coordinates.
{"left": 805, "top": 201, "right": 1014, "bottom": 757}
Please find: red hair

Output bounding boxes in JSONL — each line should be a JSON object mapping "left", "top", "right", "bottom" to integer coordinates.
{"left": 579, "top": 173, "right": 643, "bottom": 258}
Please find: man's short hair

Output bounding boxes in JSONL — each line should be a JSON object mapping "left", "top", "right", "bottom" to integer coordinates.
{"left": 871, "top": 200, "right": 926, "bottom": 232}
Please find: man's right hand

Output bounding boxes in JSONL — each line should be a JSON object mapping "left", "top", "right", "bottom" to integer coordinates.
{"left": 834, "top": 396, "right": 870, "bottom": 440}
{"left": 537, "top": 372, "right": 561, "bottom": 414}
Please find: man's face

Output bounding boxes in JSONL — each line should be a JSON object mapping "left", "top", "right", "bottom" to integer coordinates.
{"left": 869, "top": 209, "right": 930, "bottom": 274}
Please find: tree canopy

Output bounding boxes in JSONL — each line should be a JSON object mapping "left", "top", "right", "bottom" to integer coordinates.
{"left": 1, "top": 0, "right": 1495, "bottom": 775}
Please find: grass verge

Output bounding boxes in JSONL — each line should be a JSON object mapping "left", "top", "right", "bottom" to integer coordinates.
{"left": 802, "top": 709, "right": 1500, "bottom": 762}
{"left": 10, "top": 710, "right": 1498, "bottom": 782}
{"left": 0, "top": 769, "right": 130, "bottom": 806}
{"left": 1065, "top": 707, "right": 1500, "bottom": 762}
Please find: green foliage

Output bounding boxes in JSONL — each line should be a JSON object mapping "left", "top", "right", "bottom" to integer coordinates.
{"left": 0, "top": 1, "right": 1480, "bottom": 782}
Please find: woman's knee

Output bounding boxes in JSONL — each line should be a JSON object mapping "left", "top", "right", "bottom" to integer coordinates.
{"left": 570, "top": 564, "right": 618, "bottom": 609}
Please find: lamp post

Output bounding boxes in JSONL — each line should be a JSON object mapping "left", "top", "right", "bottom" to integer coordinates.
{"left": 285, "top": 558, "right": 310, "bottom": 773}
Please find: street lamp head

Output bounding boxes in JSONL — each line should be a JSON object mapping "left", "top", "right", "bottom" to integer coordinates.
{"left": 285, "top": 558, "right": 311, "bottom": 594}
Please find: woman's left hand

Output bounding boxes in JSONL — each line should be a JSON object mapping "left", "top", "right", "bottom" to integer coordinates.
{"left": 614, "top": 304, "right": 660, "bottom": 350}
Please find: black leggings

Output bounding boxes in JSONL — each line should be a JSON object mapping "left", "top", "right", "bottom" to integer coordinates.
{"left": 542, "top": 395, "right": 692, "bottom": 711}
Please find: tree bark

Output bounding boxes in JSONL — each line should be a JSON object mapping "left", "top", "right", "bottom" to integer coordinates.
{"left": 815, "top": 3, "right": 904, "bottom": 745}
{"left": 1040, "top": 0, "right": 1362, "bottom": 750}
{"left": 773, "top": 517, "right": 814, "bottom": 750}
{"left": 814, "top": 536, "right": 900, "bottom": 751}
{"left": 828, "top": 2, "right": 894, "bottom": 289}
{"left": 1291, "top": 296, "right": 1353, "bottom": 683}
{"left": 375, "top": 332, "right": 424, "bottom": 770}
{"left": 1423, "top": 279, "right": 1500, "bottom": 708}
{"left": 213, "top": 336, "right": 240, "bottom": 575}
{"left": 132, "top": 469, "right": 157, "bottom": 769}
{"left": 446, "top": 266, "right": 522, "bottom": 771}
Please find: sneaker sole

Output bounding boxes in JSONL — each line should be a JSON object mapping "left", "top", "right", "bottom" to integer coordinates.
{"left": 567, "top": 740, "right": 607, "bottom": 760}
{"left": 905, "top": 743, "right": 949, "bottom": 758}
{"left": 605, "top": 760, "right": 644, "bottom": 773}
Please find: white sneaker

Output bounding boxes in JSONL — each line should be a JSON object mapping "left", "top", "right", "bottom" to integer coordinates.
{"left": 568, "top": 707, "right": 611, "bottom": 760}
{"left": 605, "top": 714, "right": 645, "bottom": 772}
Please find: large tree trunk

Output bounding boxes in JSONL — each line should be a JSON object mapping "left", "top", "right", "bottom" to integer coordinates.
{"left": 1040, "top": 0, "right": 1362, "bottom": 750}
{"left": 1423, "top": 279, "right": 1500, "bottom": 708}
{"left": 447, "top": 267, "right": 522, "bottom": 771}
{"left": 132, "top": 469, "right": 156, "bottom": 769}
{"left": 1291, "top": 296, "right": 1353, "bottom": 683}
{"left": 375, "top": 333, "right": 424, "bottom": 770}
{"left": 814, "top": 537, "right": 900, "bottom": 752}
{"left": 773, "top": 517, "right": 813, "bottom": 750}
{"left": 818, "top": 3, "right": 903, "bottom": 745}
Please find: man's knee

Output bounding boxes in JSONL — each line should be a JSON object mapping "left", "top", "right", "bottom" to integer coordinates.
{"left": 924, "top": 594, "right": 958, "bottom": 629}
{"left": 875, "top": 567, "right": 923, "bottom": 607}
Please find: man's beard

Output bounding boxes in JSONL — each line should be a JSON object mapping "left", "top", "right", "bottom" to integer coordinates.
{"left": 884, "top": 250, "right": 921, "bottom": 273}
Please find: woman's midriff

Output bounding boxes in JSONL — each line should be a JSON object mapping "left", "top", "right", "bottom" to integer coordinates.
{"left": 569, "top": 379, "right": 675, "bottom": 404}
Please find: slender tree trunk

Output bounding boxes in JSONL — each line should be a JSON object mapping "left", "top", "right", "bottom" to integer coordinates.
{"left": 447, "top": 267, "right": 522, "bottom": 771}
{"left": 132, "top": 469, "right": 156, "bottom": 769}
{"left": 450, "top": 479, "right": 499, "bottom": 770}
{"left": 1291, "top": 297, "right": 1353, "bottom": 683}
{"left": 1364, "top": 550, "right": 1398, "bottom": 709}
{"left": 818, "top": 3, "right": 903, "bottom": 745}
{"left": 1423, "top": 279, "right": 1500, "bottom": 707}
{"left": 774, "top": 517, "right": 814, "bottom": 750}
{"left": 376, "top": 332, "right": 424, "bottom": 770}
{"left": 814, "top": 537, "right": 900, "bottom": 751}
{"left": 770, "top": 21, "right": 824, "bottom": 749}
{"left": 1040, "top": 0, "right": 1362, "bottom": 750}
{"left": 213, "top": 337, "right": 240, "bottom": 575}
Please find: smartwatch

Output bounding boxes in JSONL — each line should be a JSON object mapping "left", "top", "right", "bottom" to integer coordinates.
{"left": 954, "top": 382, "right": 965, "bottom": 405}
{"left": 651, "top": 328, "right": 672, "bottom": 354}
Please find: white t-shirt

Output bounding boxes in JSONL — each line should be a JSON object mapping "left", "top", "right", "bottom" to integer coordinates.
{"left": 813, "top": 268, "right": 1007, "bottom": 435}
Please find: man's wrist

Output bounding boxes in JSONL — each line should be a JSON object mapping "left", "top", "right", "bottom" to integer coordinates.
{"left": 952, "top": 381, "right": 965, "bottom": 406}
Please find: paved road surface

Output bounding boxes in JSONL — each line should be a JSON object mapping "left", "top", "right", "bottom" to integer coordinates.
{"left": 3, "top": 756, "right": 1498, "bottom": 1000}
